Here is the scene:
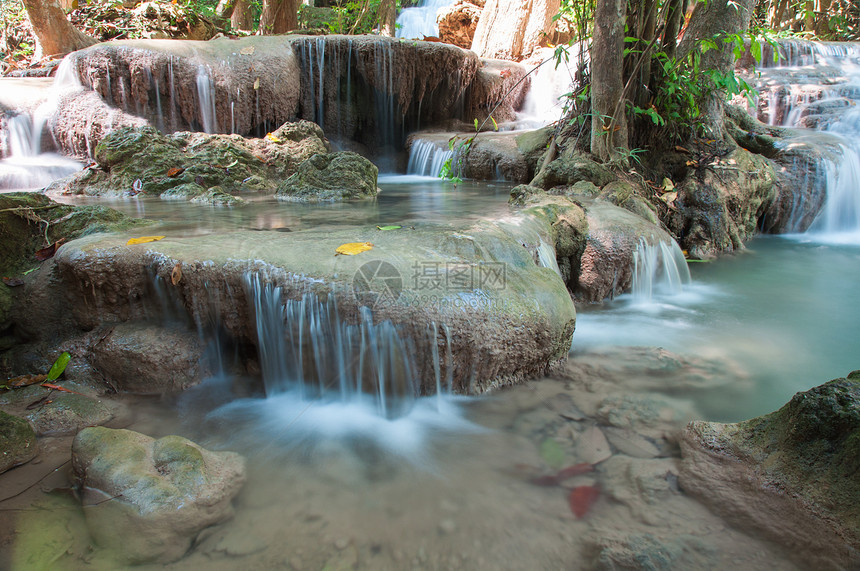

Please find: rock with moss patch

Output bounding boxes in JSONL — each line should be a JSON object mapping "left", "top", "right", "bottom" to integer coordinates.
{"left": 276, "top": 151, "right": 379, "bottom": 202}
{"left": 71, "top": 426, "right": 246, "bottom": 564}
{"left": 680, "top": 372, "right": 860, "bottom": 570}
{"left": 47, "top": 121, "right": 330, "bottom": 200}
{"left": 0, "top": 410, "right": 37, "bottom": 473}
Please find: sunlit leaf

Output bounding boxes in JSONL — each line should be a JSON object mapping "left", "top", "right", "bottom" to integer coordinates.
{"left": 170, "top": 263, "right": 182, "bottom": 285}
{"left": 335, "top": 242, "right": 373, "bottom": 256}
{"left": 127, "top": 236, "right": 165, "bottom": 245}
{"left": 662, "top": 177, "right": 675, "bottom": 191}
{"left": 376, "top": 225, "right": 402, "bottom": 231}
{"left": 167, "top": 167, "right": 185, "bottom": 177}
{"left": 253, "top": 77, "right": 261, "bottom": 90}
{"left": 265, "top": 133, "right": 282, "bottom": 143}
{"left": 46, "top": 352, "right": 71, "bottom": 382}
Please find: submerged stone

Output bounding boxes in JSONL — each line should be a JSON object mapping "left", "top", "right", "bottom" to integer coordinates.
{"left": 71, "top": 427, "right": 245, "bottom": 564}
{"left": 680, "top": 372, "right": 860, "bottom": 569}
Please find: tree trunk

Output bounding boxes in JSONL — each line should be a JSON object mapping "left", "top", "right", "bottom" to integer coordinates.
{"left": 232, "top": 0, "right": 254, "bottom": 31}
{"left": 22, "top": 0, "right": 96, "bottom": 60}
{"left": 590, "top": 0, "right": 628, "bottom": 162}
{"left": 260, "top": 0, "right": 298, "bottom": 35}
{"left": 470, "top": 0, "right": 560, "bottom": 60}
{"left": 676, "top": 0, "right": 756, "bottom": 138}
{"left": 378, "top": 0, "right": 396, "bottom": 36}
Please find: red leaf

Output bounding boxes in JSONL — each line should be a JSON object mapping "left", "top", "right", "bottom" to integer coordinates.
{"left": 35, "top": 238, "right": 66, "bottom": 262}
{"left": 40, "top": 383, "right": 86, "bottom": 396}
{"left": 556, "top": 463, "right": 594, "bottom": 482}
{"left": 569, "top": 485, "right": 600, "bottom": 519}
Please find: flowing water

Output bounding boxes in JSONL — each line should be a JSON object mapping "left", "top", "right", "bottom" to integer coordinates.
{"left": 395, "top": 0, "right": 456, "bottom": 40}
{"left": 2, "top": 40, "right": 860, "bottom": 571}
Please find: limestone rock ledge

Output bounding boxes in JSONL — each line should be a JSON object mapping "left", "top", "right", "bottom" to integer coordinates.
{"left": 679, "top": 372, "right": 860, "bottom": 570}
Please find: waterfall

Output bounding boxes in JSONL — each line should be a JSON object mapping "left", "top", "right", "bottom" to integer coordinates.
{"left": 406, "top": 139, "right": 454, "bottom": 176}
{"left": 516, "top": 46, "right": 584, "bottom": 129}
{"left": 760, "top": 40, "right": 860, "bottom": 241}
{"left": 196, "top": 66, "right": 218, "bottom": 134}
{"left": 244, "top": 274, "right": 446, "bottom": 419}
{"left": 395, "top": 0, "right": 456, "bottom": 39}
{"left": 631, "top": 238, "right": 691, "bottom": 300}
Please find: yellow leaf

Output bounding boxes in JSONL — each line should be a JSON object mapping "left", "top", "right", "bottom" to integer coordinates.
{"left": 253, "top": 77, "right": 260, "bottom": 90}
{"left": 265, "top": 133, "right": 282, "bottom": 143}
{"left": 662, "top": 177, "right": 675, "bottom": 191}
{"left": 335, "top": 242, "right": 373, "bottom": 256}
{"left": 240, "top": 46, "right": 255, "bottom": 55}
{"left": 127, "top": 236, "right": 165, "bottom": 245}
{"left": 686, "top": 160, "right": 697, "bottom": 166}
{"left": 659, "top": 191, "right": 678, "bottom": 205}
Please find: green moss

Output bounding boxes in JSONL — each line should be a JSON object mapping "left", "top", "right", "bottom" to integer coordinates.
{"left": 277, "top": 152, "right": 378, "bottom": 202}
{"left": 0, "top": 410, "right": 37, "bottom": 473}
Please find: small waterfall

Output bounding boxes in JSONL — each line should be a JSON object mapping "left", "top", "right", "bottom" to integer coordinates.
{"left": 244, "top": 274, "right": 439, "bottom": 419}
{"left": 406, "top": 139, "right": 454, "bottom": 176}
{"left": 807, "top": 145, "right": 860, "bottom": 238}
{"left": 196, "top": 66, "right": 218, "bottom": 134}
{"left": 395, "top": 0, "right": 456, "bottom": 39}
{"left": 516, "top": 46, "right": 583, "bottom": 129}
{"left": 631, "top": 238, "right": 691, "bottom": 300}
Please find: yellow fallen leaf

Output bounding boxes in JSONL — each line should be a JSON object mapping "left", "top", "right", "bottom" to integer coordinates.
{"left": 335, "top": 242, "right": 373, "bottom": 256}
{"left": 253, "top": 77, "right": 260, "bottom": 90}
{"left": 265, "top": 133, "right": 282, "bottom": 143}
{"left": 659, "top": 191, "right": 678, "bottom": 205}
{"left": 240, "top": 46, "right": 255, "bottom": 55}
{"left": 127, "top": 236, "right": 165, "bottom": 245}
{"left": 662, "top": 177, "right": 675, "bottom": 191}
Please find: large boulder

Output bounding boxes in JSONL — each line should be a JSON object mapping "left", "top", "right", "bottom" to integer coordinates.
{"left": 276, "top": 151, "right": 378, "bottom": 202}
{"left": 89, "top": 323, "right": 211, "bottom": 395}
{"left": 71, "top": 427, "right": 246, "bottom": 564}
{"left": 46, "top": 121, "right": 330, "bottom": 201}
{"left": 0, "top": 410, "right": 37, "bottom": 474}
{"left": 42, "top": 210, "right": 577, "bottom": 395}
{"left": 437, "top": 0, "right": 482, "bottom": 49}
{"left": 680, "top": 372, "right": 860, "bottom": 570}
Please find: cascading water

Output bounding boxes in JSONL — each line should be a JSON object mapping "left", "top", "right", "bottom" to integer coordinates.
{"left": 196, "top": 66, "right": 218, "bottom": 134}
{"left": 757, "top": 41, "right": 860, "bottom": 242}
{"left": 200, "top": 272, "right": 474, "bottom": 459}
{"left": 395, "top": 0, "right": 456, "bottom": 39}
{"left": 515, "top": 45, "right": 584, "bottom": 129}
{"left": 406, "top": 139, "right": 454, "bottom": 176}
{"left": 0, "top": 56, "right": 83, "bottom": 190}
{"left": 631, "top": 237, "right": 691, "bottom": 301}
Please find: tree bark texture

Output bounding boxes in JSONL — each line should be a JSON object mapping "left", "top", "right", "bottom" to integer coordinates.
{"left": 378, "top": 0, "right": 396, "bottom": 36}
{"left": 470, "top": 0, "right": 560, "bottom": 60}
{"left": 231, "top": 0, "right": 254, "bottom": 31}
{"left": 22, "top": 0, "right": 96, "bottom": 60}
{"left": 590, "top": 0, "right": 628, "bottom": 162}
{"left": 260, "top": 0, "right": 298, "bottom": 35}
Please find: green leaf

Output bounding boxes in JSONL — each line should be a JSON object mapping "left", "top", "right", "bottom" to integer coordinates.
{"left": 376, "top": 225, "right": 402, "bottom": 231}
{"left": 46, "top": 352, "right": 70, "bottom": 382}
{"left": 539, "top": 438, "right": 566, "bottom": 469}
{"left": 473, "top": 118, "right": 479, "bottom": 131}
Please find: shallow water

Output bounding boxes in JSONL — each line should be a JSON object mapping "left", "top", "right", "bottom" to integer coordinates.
{"left": 56, "top": 176, "right": 514, "bottom": 235}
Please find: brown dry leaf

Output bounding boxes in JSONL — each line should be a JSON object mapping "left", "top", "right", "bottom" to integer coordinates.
{"left": 2, "top": 277, "right": 24, "bottom": 287}
{"left": 171, "top": 263, "right": 182, "bottom": 285}
{"left": 686, "top": 160, "right": 697, "bottom": 166}
{"left": 7, "top": 373, "right": 48, "bottom": 388}
{"left": 660, "top": 191, "right": 678, "bottom": 206}
{"left": 35, "top": 238, "right": 66, "bottom": 262}
{"left": 675, "top": 145, "right": 690, "bottom": 153}
{"left": 240, "top": 46, "right": 255, "bottom": 55}
{"left": 167, "top": 167, "right": 185, "bottom": 178}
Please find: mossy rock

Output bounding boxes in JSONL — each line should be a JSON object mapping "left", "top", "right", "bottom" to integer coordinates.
{"left": 0, "top": 410, "right": 37, "bottom": 473}
{"left": 680, "top": 372, "right": 860, "bottom": 569}
{"left": 276, "top": 151, "right": 379, "bottom": 202}
{"left": 532, "top": 148, "right": 615, "bottom": 190}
